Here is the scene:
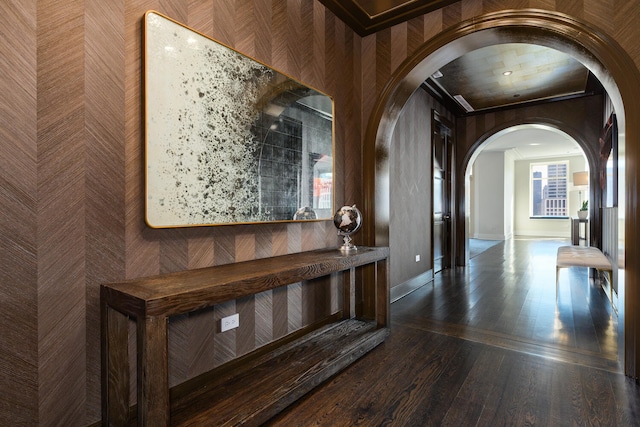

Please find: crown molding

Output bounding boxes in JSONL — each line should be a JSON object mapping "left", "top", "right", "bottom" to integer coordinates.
{"left": 318, "top": 0, "right": 460, "bottom": 36}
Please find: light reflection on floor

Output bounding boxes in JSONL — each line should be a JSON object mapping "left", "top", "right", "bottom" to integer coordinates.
{"left": 395, "top": 237, "right": 619, "bottom": 371}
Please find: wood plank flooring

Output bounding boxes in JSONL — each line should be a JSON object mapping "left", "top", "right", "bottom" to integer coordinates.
{"left": 266, "top": 238, "right": 640, "bottom": 426}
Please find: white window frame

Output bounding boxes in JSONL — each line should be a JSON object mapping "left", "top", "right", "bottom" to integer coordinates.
{"left": 529, "top": 160, "right": 569, "bottom": 218}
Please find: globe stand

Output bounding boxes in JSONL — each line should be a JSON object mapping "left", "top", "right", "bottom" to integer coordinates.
{"left": 339, "top": 233, "right": 357, "bottom": 252}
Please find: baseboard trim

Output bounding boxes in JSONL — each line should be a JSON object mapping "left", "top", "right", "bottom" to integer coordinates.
{"left": 473, "top": 233, "right": 505, "bottom": 240}
{"left": 513, "top": 231, "right": 571, "bottom": 238}
{"left": 391, "top": 270, "right": 433, "bottom": 303}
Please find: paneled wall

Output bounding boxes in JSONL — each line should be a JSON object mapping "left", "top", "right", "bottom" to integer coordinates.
{"left": 2, "top": 0, "right": 640, "bottom": 425}
{"left": 2, "top": 1, "right": 358, "bottom": 425}
{"left": 389, "top": 88, "right": 454, "bottom": 291}
{"left": 0, "top": 2, "right": 38, "bottom": 425}
{"left": 108, "top": 0, "right": 358, "bottom": 419}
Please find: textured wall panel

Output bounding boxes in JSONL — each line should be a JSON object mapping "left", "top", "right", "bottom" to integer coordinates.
{"left": 236, "top": 0, "right": 256, "bottom": 56}
{"left": 255, "top": 0, "right": 273, "bottom": 63}
{"left": 125, "top": 1, "right": 160, "bottom": 281}
{"left": 391, "top": 23, "right": 408, "bottom": 72}
{"left": 613, "top": 0, "right": 640, "bottom": 64}
{"left": 36, "top": 0, "right": 86, "bottom": 423}
{"left": 287, "top": 282, "right": 304, "bottom": 332}
{"left": 187, "top": 235, "right": 215, "bottom": 269}
{"left": 159, "top": 230, "right": 189, "bottom": 274}
{"left": 272, "top": 0, "right": 289, "bottom": 72}
{"left": 390, "top": 90, "right": 434, "bottom": 288}
{"left": 273, "top": 286, "right": 289, "bottom": 339}
{"left": 187, "top": 1, "right": 215, "bottom": 37}
{"left": 0, "top": 3, "right": 38, "bottom": 425}
{"left": 461, "top": 0, "right": 482, "bottom": 20}
{"left": 212, "top": 0, "right": 236, "bottom": 47}
{"left": 312, "top": 1, "right": 327, "bottom": 89}
{"left": 424, "top": 8, "right": 444, "bottom": 42}
{"left": 237, "top": 295, "right": 257, "bottom": 356}
{"left": 375, "top": 29, "right": 391, "bottom": 97}
{"left": 255, "top": 290, "right": 274, "bottom": 346}
{"left": 85, "top": 0, "right": 126, "bottom": 419}
{"left": 286, "top": 0, "right": 303, "bottom": 78}
{"left": 213, "top": 301, "right": 237, "bottom": 366}
{"left": 407, "top": 16, "right": 425, "bottom": 56}
{"left": 235, "top": 228, "right": 256, "bottom": 262}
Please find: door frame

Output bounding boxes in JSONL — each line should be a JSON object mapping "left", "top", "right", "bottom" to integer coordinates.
{"left": 431, "top": 110, "right": 455, "bottom": 272}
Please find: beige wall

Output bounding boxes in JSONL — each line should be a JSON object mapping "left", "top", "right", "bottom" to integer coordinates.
{"left": 472, "top": 151, "right": 510, "bottom": 240}
{"left": 2, "top": 1, "right": 640, "bottom": 425}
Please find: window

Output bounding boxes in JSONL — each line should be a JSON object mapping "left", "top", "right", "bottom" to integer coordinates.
{"left": 530, "top": 161, "right": 568, "bottom": 217}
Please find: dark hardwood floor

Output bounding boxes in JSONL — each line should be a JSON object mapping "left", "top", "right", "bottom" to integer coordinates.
{"left": 266, "top": 238, "right": 640, "bottom": 426}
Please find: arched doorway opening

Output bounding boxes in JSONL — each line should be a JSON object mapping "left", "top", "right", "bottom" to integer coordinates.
{"left": 465, "top": 123, "right": 594, "bottom": 259}
{"left": 362, "top": 10, "right": 640, "bottom": 377}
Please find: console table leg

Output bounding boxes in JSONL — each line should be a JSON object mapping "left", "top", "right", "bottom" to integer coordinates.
{"left": 375, "top": 258, "right": 390, "bottom": 328}
{"left": 137, "top": 316, "right": 169, "bottom": 426}
{"left": 101, "top": 304, "right": 130, "bottom": 426}
{"left": 343, "top": 268, "right": 356, "bottom": 319}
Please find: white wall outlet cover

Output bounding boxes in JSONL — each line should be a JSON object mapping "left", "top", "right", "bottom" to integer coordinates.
{"left": 221, "top": 313, "right": 239, "bottom": 332}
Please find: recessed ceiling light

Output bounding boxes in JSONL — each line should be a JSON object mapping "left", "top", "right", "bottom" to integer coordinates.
{"left": 432, "top": 70, "right": 443, "bottom": 79}
{"left": 503, "top": 70, "right": 512, "bottom": 76}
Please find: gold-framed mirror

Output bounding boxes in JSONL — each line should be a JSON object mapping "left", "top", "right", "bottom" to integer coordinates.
{"left": 144, "top": 11, "right": 334, "bottom": 228}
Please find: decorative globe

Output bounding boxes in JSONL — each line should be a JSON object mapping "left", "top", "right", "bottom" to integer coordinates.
{"left": 333, "top": 205, "right": 362, "bottom": 251}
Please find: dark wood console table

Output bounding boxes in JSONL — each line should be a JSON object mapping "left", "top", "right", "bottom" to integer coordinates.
{"left": 101, "top": 246, "right": 390, "bottom": 426}
{"left": 571, "top": 216, "right": 589, "bottom": 246}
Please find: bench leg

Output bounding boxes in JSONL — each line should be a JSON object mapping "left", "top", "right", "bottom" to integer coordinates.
{"left": 608, "top": 270, "right": 617, "bottom": 313}
{"left": 599, "top": 269, "right": 617, "bottom": 313}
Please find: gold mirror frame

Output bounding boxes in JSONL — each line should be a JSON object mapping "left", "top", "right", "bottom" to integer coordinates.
{"left": 144, "top": 11, "right": 334, "bottom": 228}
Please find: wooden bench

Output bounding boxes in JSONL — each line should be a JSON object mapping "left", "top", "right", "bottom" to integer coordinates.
{"left": 101, "top": 246, "right": 390, "bottom": 426}
{"left": 555, "top": 245, "right": 613, "bottom": 305}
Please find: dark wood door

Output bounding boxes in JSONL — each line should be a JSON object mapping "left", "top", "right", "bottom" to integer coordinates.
{"left": 432, "top": 112, "right": 453, "bottom": 273}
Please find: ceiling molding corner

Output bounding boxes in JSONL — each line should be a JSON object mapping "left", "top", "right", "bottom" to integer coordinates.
{"left": 318, "top": 0, "right": 461, "bottom": 36}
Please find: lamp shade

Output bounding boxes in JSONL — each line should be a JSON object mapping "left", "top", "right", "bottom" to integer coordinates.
{"left": 573, "top": 171, "right": 588, "bottom": 187}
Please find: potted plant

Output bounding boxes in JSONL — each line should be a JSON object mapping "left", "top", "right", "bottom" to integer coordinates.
{"left": 578, "top": 200, "right": 588, "bottom": 219}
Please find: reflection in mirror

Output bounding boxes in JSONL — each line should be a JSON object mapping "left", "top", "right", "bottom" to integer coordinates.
{"left": 144, "top": 11, "right": 333, "bottom": 228}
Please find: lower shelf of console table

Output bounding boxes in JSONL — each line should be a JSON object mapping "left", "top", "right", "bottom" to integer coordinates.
{"left": 101, "top": 246, "right": 390, "bottom": 426}
{"left": 170, "top": 318, "right": 387, "bottom": 426}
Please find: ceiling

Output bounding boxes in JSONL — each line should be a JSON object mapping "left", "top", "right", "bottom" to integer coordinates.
{"left": 320, "top": 0, "right": 603, "bottom": 158}
{"left": 426, "top": 43, "right": 593, "bottom": 114}
{"left": 318, "top": 0, "right": 459, "bottom": 36}
{"left": 320, "top": 1, "right": 602, "bottom": 115}
{"left": 481, "top": 125, "right": 584, "bottom": 161}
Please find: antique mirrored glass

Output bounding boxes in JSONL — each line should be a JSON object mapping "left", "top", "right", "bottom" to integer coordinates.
{"left": 144, "top": 11, "right": 334, "bottom": 227}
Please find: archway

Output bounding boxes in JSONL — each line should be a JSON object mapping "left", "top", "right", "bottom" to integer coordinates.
{"left": 362, "top": 10, "right": 640, "bottom": 378}
{"left": 464, "top": 122, "right": 596, "bottom": 258}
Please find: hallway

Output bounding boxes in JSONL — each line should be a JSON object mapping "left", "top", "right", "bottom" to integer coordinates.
{"left": 268, "top": 239, "right": 640, "bottom": 426}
